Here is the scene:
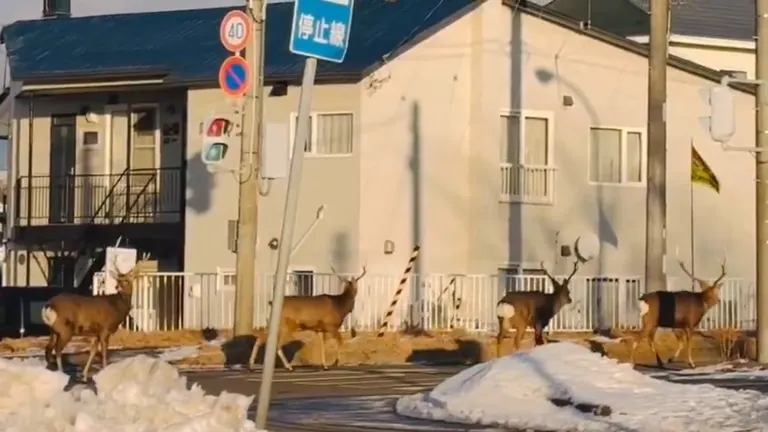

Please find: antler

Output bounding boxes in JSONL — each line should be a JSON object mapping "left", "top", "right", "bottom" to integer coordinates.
{"left": 564, "top": 259, "right": 580, "bottom": 284}
{"left": 712, "top": 257, "right": 727, "bottom": 286}
{"left": 354, "top": 266, "right": 367, "bottom": 282}
{"left": 539, "top": 261, "right": 558, "bottom": 286}
{"left": 329, "top": 265, "right": 345, "bottom": 282}
{"left": 678, "top": 259, "right": 708, "bottom": 288}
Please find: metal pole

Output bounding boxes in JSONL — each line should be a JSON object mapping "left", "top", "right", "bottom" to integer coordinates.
{"left": 756, "top": 0, "right": 768, "bottom": 363}
{"left": 254, "top": 57, "right": 317, "bottom": 428}
{"left": 233, "top": 0, "right": 265, "bottom": 337}
{"left": 644, "top": 0, "right": 669, "bottom": 293}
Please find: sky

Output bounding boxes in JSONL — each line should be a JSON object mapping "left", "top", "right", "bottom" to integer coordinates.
{"left": 0, "top": 0, "right": 290, "bottom": 83}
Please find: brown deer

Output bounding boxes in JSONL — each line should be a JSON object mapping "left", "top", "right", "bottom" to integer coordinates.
{"left": 630, "top": 258, "right": 726, "bottom": 368}
{"left": 42, "top": 253, "right": 150, "bottom": 381}
{"left": 495, "top": 260, "right": 578, "bottom": 356}
{"left": 248, "top": 266, "right": 366, "bottom": 372}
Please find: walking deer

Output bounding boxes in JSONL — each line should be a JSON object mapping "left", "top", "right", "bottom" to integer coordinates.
{"left": 248, "top": 266, "right": 366, "bottom": 371}
{"left": 630, "top": 258, "right": 726, "bottom": 368}
{"left": 42, "top": 253, "right": 150, "bottom": 381}
{"left": 495, "top": 260, "right": 579, "bottom": 356}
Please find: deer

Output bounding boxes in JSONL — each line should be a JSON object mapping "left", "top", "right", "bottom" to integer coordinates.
{"left": 248, "top": 266, "right": 366, "bottom": 372}
{"left": 42, "top": 253, "right": 150, "bottom": 381}
{"left": 495, "top": 260, "right": 579, "bottom": 357}
{"left": 630, "top": 258, "right": 726, "bottom": 369}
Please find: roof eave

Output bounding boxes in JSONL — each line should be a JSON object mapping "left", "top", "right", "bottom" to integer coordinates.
{"left": 16, "top": 67, "right": 170, "bottom": 84}
{"left": 510, "top": 0, "right": 754, "bottom": 95}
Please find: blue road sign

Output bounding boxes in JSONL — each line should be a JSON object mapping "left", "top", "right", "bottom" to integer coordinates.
{"left": 290, "top": 0, "right": 354, "bottom": 63}
{"left": 218, "top": 55, "right": 250, "bottom": 97}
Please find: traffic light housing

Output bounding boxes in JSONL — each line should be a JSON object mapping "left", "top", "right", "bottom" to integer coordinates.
{"left": 201, "top": 117, "right": 233, "bottom": 165}
{"left": 700, "top": 84, "right": 736, "bottom": 144}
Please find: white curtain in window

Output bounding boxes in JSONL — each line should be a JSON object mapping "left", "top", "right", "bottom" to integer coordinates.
{"left": 524, "top": 117, "right": 548, "bottom": 165}
{"left": 500, "top": 115, "right": 520, "bottom": 163}
{"left": 590, "top": 128, "right": 622, "bottom": 183}
{"left": 316, "top": 114, "right": 352, "bottom": 154}
{"left": 625, "top": 132, "right": 642, "bottom": 182}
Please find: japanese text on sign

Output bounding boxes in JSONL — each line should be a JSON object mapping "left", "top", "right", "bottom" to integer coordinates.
{"left": 297, "top": 14, "right": 347, "bottom": 47}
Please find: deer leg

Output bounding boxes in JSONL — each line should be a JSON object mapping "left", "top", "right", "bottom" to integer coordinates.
{"left": 318, "top": 331, "right": 329, "bottom": 371}
{"left": 668, "top": 330, "right": 686, "bottom": 363}
{"left": 684, "top": 328, "right": 696, "bottom": 369}
{"left": 248, "top": 331, "right": 263, "bottom": 371}
{"left": 275, "top": 327, "right": 294, "bottom": 372}
{"left": 496, "top": 317, "right": 508, "bottom": 357}
{"left": 100, "top": 334, "right": 111, "bottom": 370}
{"left": 54, "top": 327, "right": 72, "bottom": 373}
{"left": 533, "top": 323, "right": 546, "bottom": 346}
{"left": 82, "top": 337, "right": 100, "bottom": 382}
{"left": 512, "top": 323, "right": 526, "bottom": 352}
{"left": 45, "top": 332, "right": 57, "bottom": 366}
{"left": 645, "top": 329, "right": 664, "bottom": 368}
{"left": 327, "top": 330, "right": 343, "bottom": 367}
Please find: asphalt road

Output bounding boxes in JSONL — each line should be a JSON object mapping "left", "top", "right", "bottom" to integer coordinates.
{"left": 183, "top": 363, "right": 768, "bottom": 432}
{"left": 184, "top": 364, "right": 492, "bottom": 431}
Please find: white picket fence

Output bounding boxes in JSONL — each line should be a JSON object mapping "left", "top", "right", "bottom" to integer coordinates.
{"left": 93, "top": 271, "right": 757, "bottom": 334}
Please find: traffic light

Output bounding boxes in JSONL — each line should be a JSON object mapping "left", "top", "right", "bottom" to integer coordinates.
{"left": 700, "top": 84, "right": 735, "bottom": 144}
{"left": 201, "top": 117, "right": 233, "bottom": 165}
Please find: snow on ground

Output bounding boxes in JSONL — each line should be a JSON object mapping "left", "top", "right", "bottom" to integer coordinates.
{"left": 0, "top": 355, "right": 263, "bottom": 431}
{"left": 647, "top": 360, "right": 768, "bottom": 380}
{"left": 396, "top": 342, "right": 768, "bottom": 431}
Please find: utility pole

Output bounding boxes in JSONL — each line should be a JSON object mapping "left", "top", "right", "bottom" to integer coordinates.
{"left": 233, "top": 0, "right": 265, "bottom": 337}
{"left": 756, "top": 0, "right": 768, "bottom": 363}
{"left": 644, "top": 0, "right": 669, "bottom": 293}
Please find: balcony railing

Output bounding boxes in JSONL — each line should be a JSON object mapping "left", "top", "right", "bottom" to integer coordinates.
{"left": 15, "top": 168, "right": 182, "bottom": 226}
{"left": 500, "top": 163, "right": 556, "bottom": 204}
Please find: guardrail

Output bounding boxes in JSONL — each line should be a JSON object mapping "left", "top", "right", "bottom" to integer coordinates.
{"left": 92, "top": 272, "right": 757, "bottom": 334}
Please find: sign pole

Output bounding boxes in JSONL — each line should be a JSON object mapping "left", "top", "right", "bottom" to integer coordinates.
{"left": 232, "top": 2, "right": 263, "bottom": 338}
{"left": 255, "top": 0, "right": 354, "bottom": 426}
{"left": 254, "top": 57, "right": 317, "bottom": 428}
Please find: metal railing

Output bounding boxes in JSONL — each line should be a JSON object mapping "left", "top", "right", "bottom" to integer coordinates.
{"left": 15, "top": 168, "right": 182, "bottom": 225}
{"left": 500, "top": 163, "right": 556, "bottom": 204}
{"left": 92, "top": 271, "right": 757, "bottom": 334}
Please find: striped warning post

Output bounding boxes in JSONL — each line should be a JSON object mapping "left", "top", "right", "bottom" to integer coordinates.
{"left": 377, "top": 245, "right": 421, "bottom": 337}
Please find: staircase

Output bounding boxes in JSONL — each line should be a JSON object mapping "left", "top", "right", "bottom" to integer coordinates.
{"left": 71, "top": 168, "right": 160, "bottom": 292}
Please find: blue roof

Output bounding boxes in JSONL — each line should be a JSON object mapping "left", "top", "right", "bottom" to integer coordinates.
{"left": 0, "top": 0, "right": 476, "bottom": 84}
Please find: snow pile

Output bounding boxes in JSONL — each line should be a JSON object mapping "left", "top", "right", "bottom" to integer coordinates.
{"left": 396, "top": 342, "right": 768, "bottom": 431}
{"left": 0, "top": 355, "right": 261, "bottom": 431}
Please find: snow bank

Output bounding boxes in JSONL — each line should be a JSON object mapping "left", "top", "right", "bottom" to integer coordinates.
{"left": 396, "top": 342, "right": 768, "bottom": 431}
{"left": 0, "top": 355, "right": 261, "bottom": 431}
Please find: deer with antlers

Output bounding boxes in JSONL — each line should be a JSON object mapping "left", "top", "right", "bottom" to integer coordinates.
{"left": 42, "top": 253, "right": 149, "bottom": 381}
{"left": 495, "top": 260, "right": 579, "bottom": 356}
{"left": 248, "top": 266, "right": 366, "bottom": 372}
{"left": 630, "top": 258, "right": 726, "bottom": 368}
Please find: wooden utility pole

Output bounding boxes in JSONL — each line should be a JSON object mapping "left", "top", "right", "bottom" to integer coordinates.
{"left": 644, "top": 0, "right": 669, "bottom": 293}
{"left": 756, "top": 0, "right": 768, "bottom": 362}
{"left": 233, "top": 0, "right": 265, "bottom": 336}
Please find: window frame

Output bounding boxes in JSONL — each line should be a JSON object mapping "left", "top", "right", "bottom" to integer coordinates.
{"left": 587, "top": 125, "right": 646, "bottom": 187}
{"left": 499, "top": 109, "right": 556, "bottom": 167}
{"left": 289, "top": 111, "right": 354, "bottom": 158}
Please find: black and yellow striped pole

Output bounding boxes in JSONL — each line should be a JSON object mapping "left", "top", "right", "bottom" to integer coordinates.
{"left": 377, "top": 245, "right": 420, "bottom": 337}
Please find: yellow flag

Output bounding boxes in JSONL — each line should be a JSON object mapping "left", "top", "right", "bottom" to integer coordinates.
{"left": 691, "top": 143, "right": 720, "bottom": 193}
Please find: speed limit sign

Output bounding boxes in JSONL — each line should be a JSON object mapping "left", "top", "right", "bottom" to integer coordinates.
{"left": 220, "top": 10, "right": 251, "bottom": 53}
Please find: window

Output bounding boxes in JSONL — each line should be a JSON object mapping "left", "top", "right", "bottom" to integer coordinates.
{"left": 499, "top": 111, "right": 555, "bottom": 203}
{"left": 290, "top": 112, "right": 353, "bottom": 156}
{"left": 588, "top": 127, "right": 644, "bottom": 185}
{"left": 291, "top": 270, "right": 314, "bottom": 296}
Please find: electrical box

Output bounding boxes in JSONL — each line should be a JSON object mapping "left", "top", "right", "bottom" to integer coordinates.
{"left": 227, "top": 220, "right": 238, "bottom": 253}
{"left": 261, "top": 122, "right": 289, "bottom": 179}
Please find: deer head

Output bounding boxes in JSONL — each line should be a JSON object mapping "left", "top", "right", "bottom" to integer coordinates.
{"left": 330, "top": 265, "right": 367, "bottom": 296}
{"left": 678, "top": 258, "right": 726, "bottom": 303}
{"left": 540, "top": 260, "right": 580, "bottom": 305}
{"left": 111, "top": 252, "right": 150, "bottom": 297}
